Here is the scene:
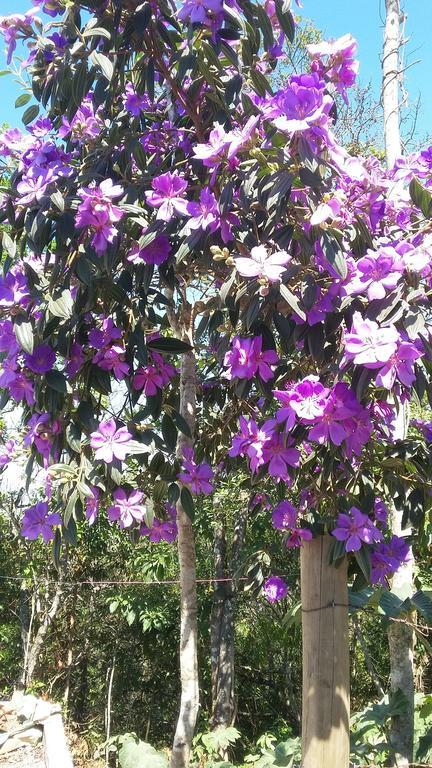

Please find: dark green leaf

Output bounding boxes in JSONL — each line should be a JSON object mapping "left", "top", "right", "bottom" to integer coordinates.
{"left": 15, "top": 93, "right": 31, "bottom": 108}
{"left": 147, "top": 337, "right": 192, "bottom": 354}
{"left": 161, "top": 414, "right": 178, "bottom": 453}
{"left": 320, "top": 232, "right": 348, "bottom": 279}
{"left": 90, "top": 51, "right": 114, "bottom": 81}
{"left": 171, "top": 410, "right": 192, "bottom": 438}
{"left": 46, "top": 370, "right": 68, "bottom": 393}
{"left": 280, "top": 284, "right": 306, "bottom": 321}
{"left": 354, "top": 546, "right": 372, "bottom": 583}
{"left": 180, "top": 486, "right": 195, "bottom": 521}
{"left": 409, "top": 176, "right": 432, "bottom": 218}
{"left": 22, "top": 104, "right": 39, "bottom": 125}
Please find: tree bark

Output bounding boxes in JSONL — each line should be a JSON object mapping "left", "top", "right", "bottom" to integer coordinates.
{"left": 301, "top": 536, "right": 350, "bottom": 768}
{"left": 382, "top": 0, "right": 402, "bottom": 168}
{"left": 382, "top": 6, "right": 415, "bottom": 762}
{"left": 24, "top": 576, "right": 64, "bottom": 689}
{"left": 170, "top": 307, "right": 199, "bottom": 768}
{"left": 210, "top": 505, "right": 248, "bottom": 734}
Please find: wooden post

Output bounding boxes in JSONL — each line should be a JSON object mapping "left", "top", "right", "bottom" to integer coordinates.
{"left": 301, "top": 536, "right": 350, "bottom": 768}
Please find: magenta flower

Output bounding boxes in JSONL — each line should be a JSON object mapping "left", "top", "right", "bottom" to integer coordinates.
{"left": 21, "top": 501, "right": 62, "bottom": 543}
{"left": 272, "top": 500, "right": 297, "bottom": 530}
{"left": 262, "top": 434, "right": 300, "bottom": 482}
{"left": 332, "top": 507, "right": 382, "bottom": 552}
{"left": 263, "top": 575, "right": 288, "bottom": 603}
{"left": 223, "top": 336, "right": 279, "bottom": 382}
{"left": 140, "top": 504, "right": 178, "bottom": 543}
{"left": 145, "top": 171, "right": 189, "bottom": 222}
{"left": 229, "top": 417, "right": 276, "bottom": 472}
{"left": 285, "top": 375, "right": 328, "bottom": 422}
{"left": 193, "top": 124, "right": 231, "bottom": 168}
{"left": 375, "top": 341, "right": 422, "bottom": 389}
{"left": 235, "top": 245, "right": 290, "bottom": 282}
{"left": 307, "top": 34, "right": 359, "bottom": 103}
{"left": 85, "top": 487, "right": 100, "bottom": 526}
{"left": 65, "top": 342, "right": 85, "bottom": 377}
{"left": 186, "top": 187, "right": 219, "bottom": 231}
{"left": 0, "top": 439, "right": 15, "bottom": 467}
{"left": 93, "top": 344, "right": 130, "bottom": 380}
{"left": 269, "top": 72, "right": 333, "bottom": 136}
{"left": 107, "top": 488, "right": 147, "bottom": 529}
{"left": 90, "top": 419, "right": 134, "bottom": 463}
{"left": 76, "top": 179, "right": 124, "bottom": 255}
{"left": 347, "top": 247, "right": 404, "bottom": 300}
{"left": 178, "top": 447, "right": 214, "bottom": 495}
{"left": 343, "top": 313, "right": 399, "bottom": 368}
{"left": 285, "top": 528, "right": 313, "bottom": 548}
{"left": 0, "top": 269, "right": 30, "bottom": 307}
{"left": 178, "top": 0, "right": 223, "bottom": 24}
{"left": 122, "top": 83, "right": 152, "bottom": 116}
{"left": 24, "top": 412, "right": 61, "bottom": 459}
{"left": 59, "top": 95, "right": 102, "bottom": 141}
{"left": 25, "top": 343, "right": 56, "bottom": 374}
{"left": 371, "top": 536, "right": 410, "bottom": 586}
{"left": 133, "top": 365, "right": 164, "bottom": 396}
{"left": 8, "top": 373, "right": 35, "bottom": 406}
{"left": 127, "top": 233, "right": 171, "bottom": 266}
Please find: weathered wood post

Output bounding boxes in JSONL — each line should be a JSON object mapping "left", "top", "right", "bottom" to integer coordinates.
{"left": 301, "top": 535, "right": 350, "bottom": 768}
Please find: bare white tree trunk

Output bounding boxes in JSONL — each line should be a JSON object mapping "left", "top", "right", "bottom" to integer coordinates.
{"left": 170, "top": 305, "right": 199, "bottom": 768}
{"left": 382, "top": 6, "right": 415, "bottom": 763}
{"left": 382, "top": 0, "right": 402, "bottom": 168}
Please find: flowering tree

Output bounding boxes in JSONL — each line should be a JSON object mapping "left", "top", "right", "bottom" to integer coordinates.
{"left": 0, "top": 1, "right": 432, "bottom": 767}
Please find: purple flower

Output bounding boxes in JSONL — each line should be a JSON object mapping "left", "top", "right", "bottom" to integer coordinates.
{"left": 346, "top": 247, "right": 404, "bottom": 300}
{"left": 272, "top": 500, "right": 297, "bottom": 530}
{"left": 133, "top": 365, "right": 164, "bottom": 396}
{"left": 25, "top": 343, "right": 56, "bottom": 374}
{"left": 285, "top": 527, "right": 313, "bottom": 548}
{"left": 65, "top": 342, "right": 85, "bottom": 377}
{"left": 193, "top": 124, "right": 231, "bottom": 168}
{"left": 229, "top": 416, "right": 275, "bottom": 472}
{"left": 263, "top": 575, "right": 288, "bottom": 603}
{"left": 375, "top": 341, "right": 422, "bottom": 389}
{"left": 266, "top": 72, "right": 333, "bottom": 136}
{"left": 127, "top": 233, "right": 171, "bottom": 266}
{"left": 0, "top": 439, "right": 15, "bottom": 467}
{"left": 186, "top": 187, "right": 219, "bottom": 231}
{"left": 107, "top": 488, "right": 147, "bottom": 529}
{"left": 262, "top": 434, "right": 300, "bottom": 483}
{"left": 93, "top": 344, "right": 129, "bottom": 380}
{"left": 332, "top": 507, "right": 382, "bottom": 552}
{"left": 178, "top": 0, "right": 223, "bottom": 26}
{"left": 373, "top": 498, "right": 389, "bottom": 527}
{"left": 145, "top": 171, "right": 189, "bottom": 222}
{"left": 223, "top": 336, "right": 279, "bottom": 382}
{"left": 21, "top": 501, "right": 62, "bottom": 542}
{"left": 307, "top": 34, "right": 359, "bottom": 103}
{"left": 31, "top": 0, "right": 63, "bottom": 17}
{"left": 90, "top": 419, "right": 134, "bottom": 463}
{"left": 178, "top": 447, "right": 214, "bottom": 495}
{"left": 24, "top": 412, "right": 61, "bottom": 459}
{"left": 235, "top": 245, "right": 290, "bottom": 282}
{"left": 86, "top": 487, "right": 100, "bottom": 526}
{"left": 140, "top": 504, "right": 178, "bottom": 543}
{"left": 122, "top": 83, "right": 153, "bottom": 116}
{"left": 76, "top": 179, "right": 124, "bottom": 256}
{"left": 0, "top": 269, "right": 30, "bottom": 308}
{"left": 279, "top": 375, "right": 328, "bottom": 423}
{"left": 59, "top": 95, "right": 102, "bottom": 141}
{"left": 343, "top": 313, "right": 399, "bottom": 368}
{"left": 371, "top": 536, "right": 410, "bottom": 586}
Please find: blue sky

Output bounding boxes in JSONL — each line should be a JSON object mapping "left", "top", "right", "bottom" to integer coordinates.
{"left": 0, "top": 0, "right": 431, "bottom": 141}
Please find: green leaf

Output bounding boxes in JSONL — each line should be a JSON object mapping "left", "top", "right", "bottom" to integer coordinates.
{"left": 118, "top": 737, "right": 168, "bottom": 768}
{"left": 48, "top": 289, "right": 73, "bottom": 319}
{"left": 379, "top": 590, "right": 403, "bottom": 618}
{"left": 180, "top": 487, "right": 195, "bottom": 521}
{"left": 409, "top": 176, "right": 432, "bottom": 218}
{"left": 22, "top": 104, "right": 39, "bottom": 125}
{"left": 90, "top": 51, "right": 114, "bottom": 81}
{"left": 147, "top": 337, "right": 192, "bottom": 354}
{"left": 320, "top": 232, "right": 348, "bottom": 279}
{"left": 274, "top": 0, "right": 295, "bottom": 42}
{"left": 83, "top": 26, "right": 111, "bottom": 40}
{"left": 46, "top": 370, "right": 69, "bottom": 393}
{"left": 52, "top": 528, "right": 62, "bottom": 571}
{"left": 161, "top": 414, "right": 178, "bottom": 453}
{"left": 279, "top": 284, "right": 306, "bottom": 321}
{"left": 354, "top": 546, "right": 371, "bottom": 583}
{"left": 2, "top": 232, "right": 16, "bottom": 259}
{"left": 411, "top": 590, "right": 432, "bottom": 622}
{"left": 15, "top": 93, "right": 31, "bottom": 108}
{"left": 171, "top": 410, "right": 192, "bottom": 438}
{"left": 14, "top": 321, "right": 34, "bottom": 354}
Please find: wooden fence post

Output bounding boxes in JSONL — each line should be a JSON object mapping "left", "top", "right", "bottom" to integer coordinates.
{"left": 301, "top": 535, "right": 350, "bottom": 768}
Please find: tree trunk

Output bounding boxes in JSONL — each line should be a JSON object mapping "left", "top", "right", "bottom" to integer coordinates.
{"left": 170, "top": 309, "right": 199, "bottom": 768}
{"left": 388, "top": 510, "right": 415, "bottom": 767}
{"left": 24, "top": 576, "right": 64, "bottom": 689}
{"left": 301, "top": 536, "right": 350, "bottom": 768}
{"left": 211, "top": 506, "right": 248, "bottom": 733}
{"left": 382, "top": 0, "right": 402, "bottom": 168}
{"left": 382, "top": 6, "right": 415, "bottom": 762}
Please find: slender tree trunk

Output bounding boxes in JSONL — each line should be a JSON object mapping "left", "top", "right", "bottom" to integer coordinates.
{"left": 170, "top": 306, "right": 199, "bottom": 768}
{"left": 25, "top": 576, "right": 64, "bottom": 688}
{"left": 63, "top": 589, "right": 77, "bottom": 708}
{"left": 382, "top": 6, "right": 415, "bottom": 763}
{"left": 382, "top": 0, "right": 402, "bottom": 168}
{"left": 301, "top": 536, "right": 350, "bottom": 768}
{"left": 18, "top": 580, "right": 32, "bottom": 691}
{"left": 211, "top": 506, "right": 248, "bottom": 734}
